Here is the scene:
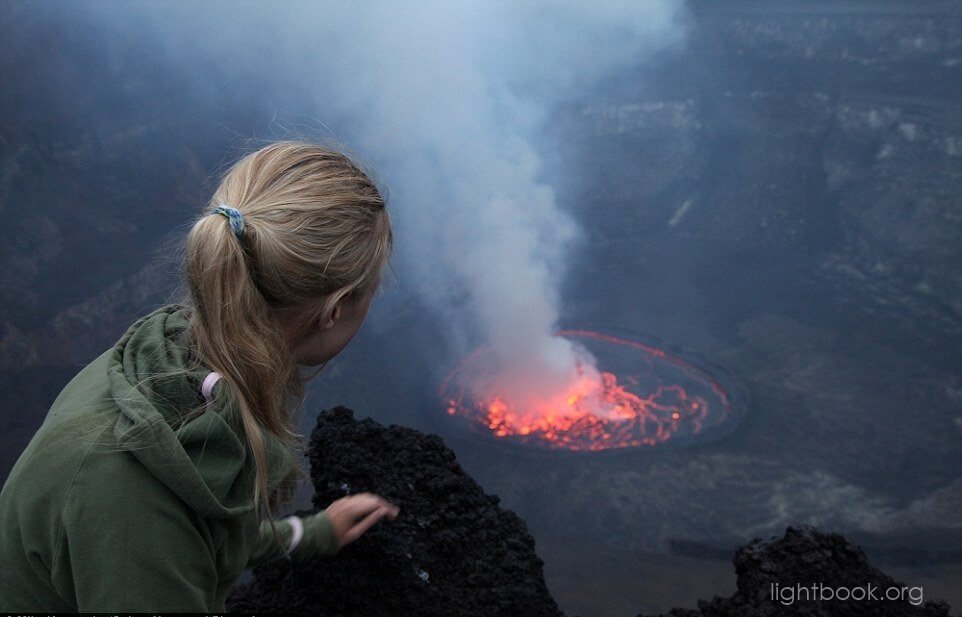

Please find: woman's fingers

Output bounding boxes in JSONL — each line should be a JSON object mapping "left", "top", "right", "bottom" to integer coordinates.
{"left": 325, "top": 492, "right": 400, "bottom": 548}
{"left": 341, "top": 507, "right": 393, "bottom": 545}
{"left": 341, "top": 493, "right": 399, "bottom": 521}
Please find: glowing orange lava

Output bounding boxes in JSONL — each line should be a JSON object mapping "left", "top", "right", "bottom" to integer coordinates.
{"left": 440, "top": 330, "right": 733, "bottom": 451}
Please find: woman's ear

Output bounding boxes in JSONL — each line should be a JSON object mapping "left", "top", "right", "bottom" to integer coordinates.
{"left": 321, "top": 303, "right": 342, "bottom": 331}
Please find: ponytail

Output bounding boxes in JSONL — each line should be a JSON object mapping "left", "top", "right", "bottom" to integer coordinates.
{"left": 182, "top": 141, "right": 392, "bottom": 523}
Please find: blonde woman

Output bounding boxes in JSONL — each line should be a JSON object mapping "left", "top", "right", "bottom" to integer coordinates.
{"left": 0, "top": 141, "right": 400, "bottom": 611}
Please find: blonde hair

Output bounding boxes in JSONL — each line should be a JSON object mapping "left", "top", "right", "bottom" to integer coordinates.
{"left": 183, "top": 140, "right": 391, "bottom": 522}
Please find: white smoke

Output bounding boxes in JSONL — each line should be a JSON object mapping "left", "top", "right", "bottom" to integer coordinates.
{"left": 79, "top": 0, "right": 688, "bottom": 411}
{"left": 328, "top": 2, "right": 689, "bottom": 410}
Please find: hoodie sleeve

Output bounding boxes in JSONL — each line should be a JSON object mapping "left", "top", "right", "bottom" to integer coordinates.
{"left": 58, "top": 449, "right": 218, "bottom": 612}
{"left": 246, "top": 511, "right": 339, "bottom": 568}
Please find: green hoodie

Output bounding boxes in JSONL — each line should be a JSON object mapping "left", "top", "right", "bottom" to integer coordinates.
{"left": 0, "top": 305, "right": 338, "bottom": 611}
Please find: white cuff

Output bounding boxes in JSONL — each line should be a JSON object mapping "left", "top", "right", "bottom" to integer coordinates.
{"left": 284, "top": 515, "right": 304, "bottom": 554}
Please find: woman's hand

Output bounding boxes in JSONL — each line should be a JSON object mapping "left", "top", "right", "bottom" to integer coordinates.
{"left": 324, "top": 492, "right": 400, "bottom": 549}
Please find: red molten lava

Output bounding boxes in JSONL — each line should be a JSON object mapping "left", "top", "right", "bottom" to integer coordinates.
{"left": 440, "top": 330, "right": 733, "bottom": 451}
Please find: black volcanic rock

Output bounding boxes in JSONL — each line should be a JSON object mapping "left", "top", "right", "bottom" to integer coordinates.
{"left": 226, "top": 410, "right": 958, "bottom": 617}
{"left": 641, "top": 526, "right": 953, "bottom": 617}
{"left": 227, "top": 407, "right": 564, "bottom": 617}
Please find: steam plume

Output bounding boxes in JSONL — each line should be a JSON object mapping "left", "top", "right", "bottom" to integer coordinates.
{"left": 80, "top": 0, "right": 688, "bottom": 412}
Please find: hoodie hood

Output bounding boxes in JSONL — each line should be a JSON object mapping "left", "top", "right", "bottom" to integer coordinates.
{"left": 105, "top": 305, "right": 296, "bottom": 519}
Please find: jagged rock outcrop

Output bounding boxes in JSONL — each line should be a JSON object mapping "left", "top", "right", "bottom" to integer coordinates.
{"left": 227, "top": 407, "right": 564, "bottom": 617}
{"left": 640, "top": 526, "right": 954, "bottom": 617}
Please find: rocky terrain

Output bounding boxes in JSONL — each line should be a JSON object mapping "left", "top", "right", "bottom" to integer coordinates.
{"left": 642, "top": 526, "right": 954, "bottom": 617}
{"left": 230, "top": 409, "right": 956, "bottom": 616}
{"left": 227, "top": 407, "right": 563, "bottom": 617}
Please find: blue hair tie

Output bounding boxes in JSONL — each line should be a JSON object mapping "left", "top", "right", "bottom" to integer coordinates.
{"left": 212, "top": 204, "right": 246, "bottom": 241}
